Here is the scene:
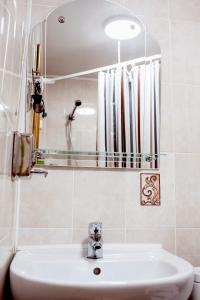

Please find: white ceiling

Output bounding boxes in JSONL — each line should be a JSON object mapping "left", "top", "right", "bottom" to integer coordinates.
{"left": 44, "top": 0, "right": 160, "bottom": 76}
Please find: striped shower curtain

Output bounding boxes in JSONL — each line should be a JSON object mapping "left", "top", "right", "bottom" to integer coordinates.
{"left": 97, "top": 59, "right": 160, "bottom": 169}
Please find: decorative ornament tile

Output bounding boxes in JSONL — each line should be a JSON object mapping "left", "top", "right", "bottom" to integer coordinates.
{"left": 140, "top": 173, "right": 160, "bottom": 206}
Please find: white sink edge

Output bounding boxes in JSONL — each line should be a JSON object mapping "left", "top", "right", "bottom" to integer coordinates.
{"left": 10, "top": 264, "right": 194, "bottom": 288}
{"left": 16, "top": 243, "right": 163, "bottom": 251}
{"left": 11, "top": 244, "right": 194, "bottom": 284}
{"left": 10, "top": 244, "right": 194, "bottom": 300}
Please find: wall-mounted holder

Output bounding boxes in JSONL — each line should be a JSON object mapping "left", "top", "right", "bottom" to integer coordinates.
{"left": 11, "top": 131, "right": 48, "bottom": 180}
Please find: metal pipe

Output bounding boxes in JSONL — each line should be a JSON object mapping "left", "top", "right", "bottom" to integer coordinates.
{"left": 36, "top": 44, "right": 42, "bottom": 75}
{"left": 33, "top": 43, "right": 42, "bottom": 148}
{"left": 68, "top": 99, "right": 82, "bottom": 121}
{"left": 52, "top": 55, "right": 161, "bottom": 82}
{"left": 32, "top": 112, "right": 40, "bottom": 148}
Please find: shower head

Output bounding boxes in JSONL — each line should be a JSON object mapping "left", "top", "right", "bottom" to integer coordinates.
{"left": 75, "top": 99, "right": 82, "bottom": 107}
{"left": 68, "top": 99, "right": 82, "bottom": 121}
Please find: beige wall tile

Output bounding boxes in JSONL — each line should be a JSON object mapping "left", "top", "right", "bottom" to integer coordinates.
{"left": 19, "top": 170, "right": 74, "bottom": 228}
{"left": 18, "top": 228, "right": 73, "bottom": 245}
{"left": 171, "top": 21, "right": 200, "bottom": 85}
{"left": 73, "top": 228, "right": 125, "bottom": 244}
{"left": 126, "top": 228, "right": 175, "bottom": 252}
{"left": 41, "top": 78, "right": 97, "bottom": 151}
{"left": 0, "top": 132, "right": 13, "bottom": 176}
{"left": 124, "top": 0, "right": 169, "bottom": 18}
{"left": 178, "top": 254, "right": 200, "bottom": 267}
{"left": 125, "top": 155, "right": 175, "bottom": 228}
{"left": 175, "top": 154, "right": 200, "bottom": 227}
{"left": 173, "top": 85, "right": 200, "bottom": 153}
{"left": 169, "top": 0, "right": 200, "bottom": 22}
{"left": 0, "top": 177, "right": 15, "bottom": 230}
{"left": 160, "top": 84, "right": 174, "bottom": 152}
{"left": 73, "top": 170, "right": 138, "bottom": 229}
{"left": 176, "top": 229, "right": 200, "bottom": 259}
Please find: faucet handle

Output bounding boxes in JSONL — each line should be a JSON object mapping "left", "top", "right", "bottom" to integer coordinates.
{"left": 88, "top": 222, "right": 102, "bottom": 238}
{"left": 87, "top": 222, "right": 103, "bottom": 259}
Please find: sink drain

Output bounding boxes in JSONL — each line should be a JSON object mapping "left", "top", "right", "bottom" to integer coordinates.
{"left": 93, "top": 267, "right": 101, "bottom": 275}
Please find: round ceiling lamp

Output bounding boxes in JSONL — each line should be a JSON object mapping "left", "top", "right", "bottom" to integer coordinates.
{"left": 104, "top": 18, "right": 141, "bottom": 40}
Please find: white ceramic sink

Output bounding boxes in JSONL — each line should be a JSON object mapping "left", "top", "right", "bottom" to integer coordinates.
{"left": 0, "top": 248, "right": 13, "bottom": 300}
{"left": 10, "top": 244, "right": 194, "bottom": 300}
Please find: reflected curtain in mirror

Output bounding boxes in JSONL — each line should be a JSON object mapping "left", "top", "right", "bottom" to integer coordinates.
{"left": 97, "top": 59, "right": 160, "bottom": 168}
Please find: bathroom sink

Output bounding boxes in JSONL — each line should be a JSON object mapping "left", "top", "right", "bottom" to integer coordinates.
{"left": 0, "top": 249, "right": 13, "bottom": 299}
{"left": 10, "top": 244, "right": 194, "bottom": 300}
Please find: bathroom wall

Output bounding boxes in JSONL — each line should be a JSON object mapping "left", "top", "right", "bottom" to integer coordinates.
{"left": 0, "top": 0, "right": 31, "bottom": 296}
{"left": 40, "top": 77, "right": 97, "bottom": 151}
{"left": 18, "top": 0, "right": 200, "bottom": 266}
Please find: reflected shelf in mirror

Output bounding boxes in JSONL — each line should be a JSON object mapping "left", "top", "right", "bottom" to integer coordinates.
{"left": 33, "top": 149, "right": 166, "bottom": 170}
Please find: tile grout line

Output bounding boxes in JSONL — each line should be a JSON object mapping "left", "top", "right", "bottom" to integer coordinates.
{"left": 167, "top": 0, "right": 177, "bottom": 255}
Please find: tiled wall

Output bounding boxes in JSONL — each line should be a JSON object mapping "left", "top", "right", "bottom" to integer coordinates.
{"left": 40, "top": 78, "right": 97, "bottom": 151}
{"left": 18, "top": 0, "right": 200, "bottom": 266}
{"left": 0, "top": 0, "right": 31, "bottom": 296}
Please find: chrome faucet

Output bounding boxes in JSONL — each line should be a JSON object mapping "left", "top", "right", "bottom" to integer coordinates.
{"left": 87, "top": 222, "right": 103, "bottom": 259}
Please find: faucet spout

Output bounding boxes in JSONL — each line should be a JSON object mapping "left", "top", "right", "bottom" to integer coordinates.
{"left": 87, "top": 222, "right": 103, "bottom": 259}
{"left": 93, "top": 227, "right": 101, "bottom": 241}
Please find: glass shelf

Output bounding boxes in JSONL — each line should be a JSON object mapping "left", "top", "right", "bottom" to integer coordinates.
{"left": 33, "top": 149, "right": 165, "bottom": 169}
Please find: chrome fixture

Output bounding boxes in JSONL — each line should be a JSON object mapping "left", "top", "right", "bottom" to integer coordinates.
{"left": 12, "top": 132, "right": 48, "bottom": 179}
{"left": 68, "top": 100, "right": 82, "bottom": 121}
{"left": 58, "top": 16, "right": 65, "bottom": 24}
{"left": 12, "top": 132, "right": 34, "bottom": 178}
{"left": 87, "top": 222, "right": 103, "bottom": 259}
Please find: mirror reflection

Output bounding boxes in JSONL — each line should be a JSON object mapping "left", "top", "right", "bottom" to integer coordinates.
{"left": 27, "top": 0, "right": 161, "bottom": 169}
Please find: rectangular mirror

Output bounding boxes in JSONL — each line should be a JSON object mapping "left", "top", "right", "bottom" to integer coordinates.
{"left": 27, "top": 0, "right": 161, "bottom": 169}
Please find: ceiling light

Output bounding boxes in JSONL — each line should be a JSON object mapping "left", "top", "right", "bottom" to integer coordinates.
{"left": 77, "top": 107, "right": 96, "bottom": 116}
{"left": 104, "top": 18, "right": 141, "bottom": 40}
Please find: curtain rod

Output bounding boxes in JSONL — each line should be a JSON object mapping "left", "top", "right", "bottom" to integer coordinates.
{"left": 46, "top": 54, "right": 161, "bottom": 82}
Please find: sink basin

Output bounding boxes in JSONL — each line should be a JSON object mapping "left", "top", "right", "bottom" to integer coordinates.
{"left": 0, "top": 248, "right": 13, "bottom": 300}
{"left": 10, "top": 244, "right": 194, "bottom": 300}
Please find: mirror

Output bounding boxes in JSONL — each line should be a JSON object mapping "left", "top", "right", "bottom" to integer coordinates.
{"left": 27, "top": 0, "right": 161, "bottom": 169}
